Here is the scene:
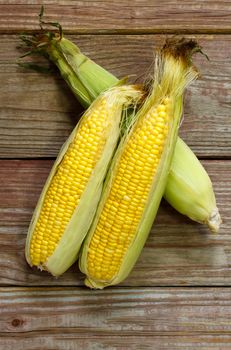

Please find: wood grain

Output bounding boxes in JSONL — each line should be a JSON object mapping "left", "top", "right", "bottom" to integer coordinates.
{"left": 1, "top": 34, "right": 231, "bottom": 158}
{"left": 0, "top": 1, "right": 231, "bottom": 34}
{"left": 1, "top": 1, "right": 230, "bottom": 347}
{"left": 2, "top": 335, "right": 231, "bottom": 350}
{"left": 1, "top": 287, "right": 231, "bottom": 349}
{"left": 0, "top": 159, "right": 230, "bottom": 286}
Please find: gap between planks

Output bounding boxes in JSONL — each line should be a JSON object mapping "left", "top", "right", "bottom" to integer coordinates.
{"left": 2, "top": 29, "right": 231, "bottom": 35}
{"left": 1, "top": 285, "right": 231, "bottom": 289}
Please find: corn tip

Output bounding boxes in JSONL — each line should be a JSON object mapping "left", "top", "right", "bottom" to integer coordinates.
{"left": 207, "top": 207, "right": 222, "bottom": 234}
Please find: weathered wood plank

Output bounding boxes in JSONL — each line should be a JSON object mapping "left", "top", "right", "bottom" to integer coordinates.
{"left": 1, "top": 287, "right": 231, "bottom": 350}
{"left": 0, "top": 159, "right": 230, "bottom": 286}
{"left": 1, "top": 34, "right": 231, "bottom": 157}
{"left": 1, "top": 334, "right": 231, "bottom": 350}
{"left": 0, "top": 1, "right": 231, "bottom": 33}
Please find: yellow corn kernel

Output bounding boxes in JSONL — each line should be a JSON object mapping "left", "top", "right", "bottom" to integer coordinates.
{"left": 86, "top": 103, "right": 171, "bottom": 282}
{"left": 29, "top": 98, "right": 112, "bottom": 266}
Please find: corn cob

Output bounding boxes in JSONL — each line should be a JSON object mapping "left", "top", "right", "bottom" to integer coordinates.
{"left": 25, "top": 85, "right": 142, "bottom": 276}
{"left": 79, "top": 39, "right": 200, "bottom": 288}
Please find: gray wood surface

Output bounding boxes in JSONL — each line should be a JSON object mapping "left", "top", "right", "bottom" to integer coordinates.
{"left": 1, "top": 287, "right": 231, "bottom": 349}
{"left": 0, "top": 1, "right": 231, "bottom": 33}
{"left": 0, "top": 1, "right": 231, "bottom": 349}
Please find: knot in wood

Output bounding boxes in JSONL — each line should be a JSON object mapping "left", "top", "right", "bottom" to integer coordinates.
{"left": 11, "top": 318, "right": 24, "bottom": 327}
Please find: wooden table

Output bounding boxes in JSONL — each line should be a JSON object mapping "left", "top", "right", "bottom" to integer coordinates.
{"left": 0, "top": 2, "right": 231, "bottom": 349}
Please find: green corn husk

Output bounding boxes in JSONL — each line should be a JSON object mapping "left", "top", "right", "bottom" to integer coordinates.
{"left": 19, "top": 20, "right": 221, "bottom": 232}
{"left": 79, "top": 39, "right": 200, "bottom": 288}
{"left": 46, "top": 38, "right": 118, "bottom": 109}
{"left": 165, "top": 137, "right": 221, "bottom": 232}
{"left": 25, "top": 85, "right": 142, "bottom": 276}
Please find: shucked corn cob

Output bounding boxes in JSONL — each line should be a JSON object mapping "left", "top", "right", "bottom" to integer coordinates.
{"left": 25, "top": 85, "right": 142, "bottom": 276}
{"left": 79, "top": 39, "right": 200, "bottom": 288}
{"left": 19, "top": 17, "right": 220, "bottom": 232}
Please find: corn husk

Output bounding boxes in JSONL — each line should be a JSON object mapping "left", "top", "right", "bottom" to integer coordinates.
{"left": 165, "top": 137, "right": 221, "bottom": 232}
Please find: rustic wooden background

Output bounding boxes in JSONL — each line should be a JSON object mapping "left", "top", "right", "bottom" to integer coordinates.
{"left": 0, "top": 1, "right": 231, "bottom": 349}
